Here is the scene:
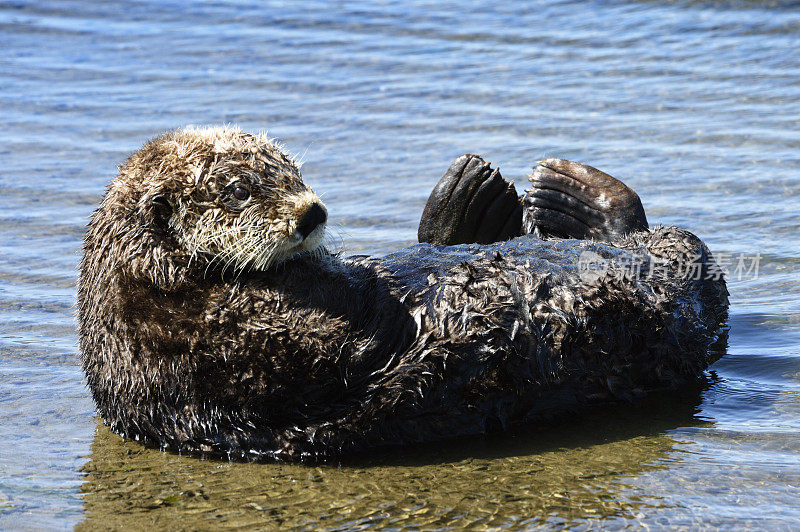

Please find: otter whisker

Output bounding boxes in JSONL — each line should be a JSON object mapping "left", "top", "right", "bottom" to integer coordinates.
{"left": 218, "top": 230, "right": 256, "bottom": 277}
{"left": 188, "top": 219, "right": 286, "bottom": 278}
{"left": 322, "top": 226, "right": 344, "bottom": 257}
{"left": 229, "top": 235, "right": 264, "bottom": 277}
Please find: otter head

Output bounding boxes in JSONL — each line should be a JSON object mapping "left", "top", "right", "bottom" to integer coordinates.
{"left": 86, "top": 126, "right": 327, "bottom": 290}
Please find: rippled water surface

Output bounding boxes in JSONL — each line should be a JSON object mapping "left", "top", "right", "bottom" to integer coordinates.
{"left": 2, "top": 0, "right": 799, "bottom": 529}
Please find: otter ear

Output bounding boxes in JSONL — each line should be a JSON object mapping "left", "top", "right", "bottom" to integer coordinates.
{"left": 148, "top": 194, "right": 173, "bottom": 230}
{"left": 128, "top": 193, "right": 188, "bottom": 290}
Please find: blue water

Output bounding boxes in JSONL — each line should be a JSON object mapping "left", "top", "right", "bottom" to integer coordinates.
{"left": 1, "top": 0, "right": 799, "bottom": 528}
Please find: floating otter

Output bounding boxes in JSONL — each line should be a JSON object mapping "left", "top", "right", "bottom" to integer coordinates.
{"left": 78, "top": 126, "right": 728, "bottom": 460}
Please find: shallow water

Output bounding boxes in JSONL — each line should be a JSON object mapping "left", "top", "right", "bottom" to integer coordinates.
{"left": 1, "top": 0, "right": 799, "bottom": 529}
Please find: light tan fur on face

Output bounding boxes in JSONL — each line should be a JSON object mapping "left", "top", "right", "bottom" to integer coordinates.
{"left": 180, "top": 187, "right": 328, "bottom": 273}
{"left": 121, "top": 125, "right": 327, "bottom": 274}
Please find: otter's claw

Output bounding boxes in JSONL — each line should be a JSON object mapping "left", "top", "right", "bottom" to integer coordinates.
{"left": 523, "top": 158, "right": 648, "bottom": 241}
{"left": 419, "top": 154, "right": 522, "bottom": 245}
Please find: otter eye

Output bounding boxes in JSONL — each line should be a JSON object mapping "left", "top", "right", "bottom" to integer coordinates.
{"left": 233, "top": 185, "right": 250, "bottom": 201}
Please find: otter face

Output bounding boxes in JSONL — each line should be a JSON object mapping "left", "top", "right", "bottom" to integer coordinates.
{"left": 125, "top": 126, "right": 328, "bottom": 274}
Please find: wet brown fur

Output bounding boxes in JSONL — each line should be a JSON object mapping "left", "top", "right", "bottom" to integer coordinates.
{"left": 78, "top": 126, "right": 728, "bottom": 460}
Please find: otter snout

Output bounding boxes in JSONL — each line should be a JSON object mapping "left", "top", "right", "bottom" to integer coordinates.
{"left": 295, "top": 202, "right": 327, "bottom": 240}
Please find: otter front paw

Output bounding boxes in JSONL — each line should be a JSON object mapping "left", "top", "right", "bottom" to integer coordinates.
{"left": 523, "top": 158, "right": 649, "bottom": 241}
{"left": 418, "top": 154, "right": 522, "bottom": 245}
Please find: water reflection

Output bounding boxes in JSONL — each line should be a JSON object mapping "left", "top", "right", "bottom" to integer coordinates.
{"left": 79, "top": 388, "right": 710, "bottom": 529}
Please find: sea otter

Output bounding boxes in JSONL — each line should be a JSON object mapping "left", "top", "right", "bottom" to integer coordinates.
{"left": 77, "top": 126, "right": 728, "bottom": 460}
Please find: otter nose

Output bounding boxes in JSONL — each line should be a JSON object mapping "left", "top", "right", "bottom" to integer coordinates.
{"left": 296, "top": 203, "right": 327, "bottom": 239}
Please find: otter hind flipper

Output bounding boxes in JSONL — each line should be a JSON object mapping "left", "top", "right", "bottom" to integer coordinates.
{"left": 523, "top": 158, "right": 649, "bottom": 241}
{"left": 419, "top": 154, "right": 522, "bottom": 245}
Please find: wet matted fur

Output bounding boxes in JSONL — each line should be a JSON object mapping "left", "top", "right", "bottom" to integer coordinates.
{"left": 78, "top": 126, "right": 728, "bottom": 460}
